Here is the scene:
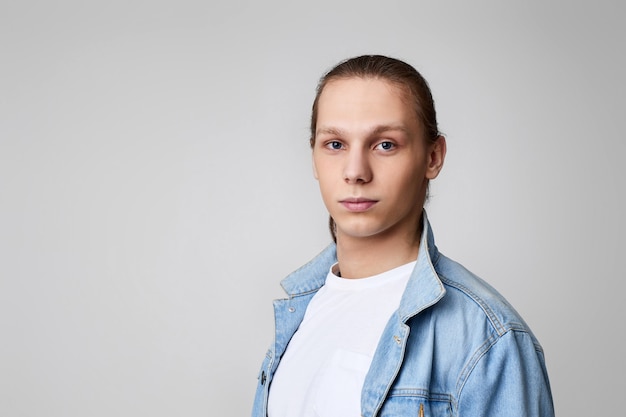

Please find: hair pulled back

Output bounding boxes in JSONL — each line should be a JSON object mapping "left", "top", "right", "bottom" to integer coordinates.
{"left": 310, "top": 55, "right": 440, "bottom": 147}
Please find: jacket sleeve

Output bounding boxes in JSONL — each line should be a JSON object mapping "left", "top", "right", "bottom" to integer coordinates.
{"left": 457, "top": 330, "right": 554, "bottom": 417}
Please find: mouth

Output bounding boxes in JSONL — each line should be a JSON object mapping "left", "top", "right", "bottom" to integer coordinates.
{"left": 339, "top": 198, "right": 378, "bottom": 212}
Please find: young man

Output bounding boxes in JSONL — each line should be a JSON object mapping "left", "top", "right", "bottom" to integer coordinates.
{"left": 252, "top": 55, "right": 554, "bottom": 417}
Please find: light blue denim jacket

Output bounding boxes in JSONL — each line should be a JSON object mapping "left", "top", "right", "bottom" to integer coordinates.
{"left": 252, "top": 215, "right": 554, "bottom": 416}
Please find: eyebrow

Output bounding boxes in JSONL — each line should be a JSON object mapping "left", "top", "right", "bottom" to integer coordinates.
{"left": 315, "top": 124, "right": 410, "bottom": 137}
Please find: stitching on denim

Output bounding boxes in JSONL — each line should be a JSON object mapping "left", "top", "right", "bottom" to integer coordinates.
{"left": 438, "top": 275, "right": 505, "bottom": 335}
{"left": 455, "top": 329, "right": 541, "bottom": 405}
{"left": 455, "top": 331, "right": 501, "bottom": 399}
{"left": 387, "top": 389, "right": 452, "bottom": 403}
{"left": 289, "top": 287, "right": 321, "bottom": 298}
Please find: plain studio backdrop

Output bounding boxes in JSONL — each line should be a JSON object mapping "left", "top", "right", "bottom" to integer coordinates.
{"left": 1, "top": 1, "right": 623, "bottom": 416}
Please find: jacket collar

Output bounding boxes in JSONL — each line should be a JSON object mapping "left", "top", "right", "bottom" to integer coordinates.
{"left": 280, "top": 211, "right": 445, "bottom": 318}
{"left": 398, "top": 211, "right": 445, "bottom": 320}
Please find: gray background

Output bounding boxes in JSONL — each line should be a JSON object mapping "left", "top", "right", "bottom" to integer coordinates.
{"left": 1, "top": 1, "right": 623, "bottom": 416}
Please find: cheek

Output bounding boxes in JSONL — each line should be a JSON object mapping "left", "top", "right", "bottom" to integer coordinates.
{"left": 386, "top": 164, "right": 425, "bottom": 189}
{"left": 313, "top": 158, "right": 336, "bottom": 183}
{"left": 385, "top": 169, "right": 428, "bottom": 208}
{"left": 314, "top": 166, "right": 336, "bottom": 197}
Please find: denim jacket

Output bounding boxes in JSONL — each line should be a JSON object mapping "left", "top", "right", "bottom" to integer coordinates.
{"left": 251, "top": 215, "right": 554, "bottom": 416}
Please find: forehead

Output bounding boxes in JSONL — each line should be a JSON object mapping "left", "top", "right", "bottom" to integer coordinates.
{"left": 319, "top": 77, "right": 409, "bottom": 106}
{"left": 316, "top": 77, "right": 418, "bottom": 130}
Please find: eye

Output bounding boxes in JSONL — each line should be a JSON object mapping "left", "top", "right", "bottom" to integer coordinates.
{"left": 375, "top": 141, "right": 396, "bottom": 151}
{"left": 325, "top": 141, "right": 344, "bottom": 150}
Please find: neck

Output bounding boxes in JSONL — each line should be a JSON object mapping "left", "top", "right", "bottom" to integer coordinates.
{"left": 335, "top": 220, "right": 423, "bottom": 279}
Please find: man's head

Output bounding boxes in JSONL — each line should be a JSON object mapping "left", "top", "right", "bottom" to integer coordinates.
{"left": 310, "top": 56, "right": 446, "bottom": 243}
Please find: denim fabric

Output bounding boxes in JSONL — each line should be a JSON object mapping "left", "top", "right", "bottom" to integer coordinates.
{"left": 251, "top": 214, "right": 554, "bottom": 417}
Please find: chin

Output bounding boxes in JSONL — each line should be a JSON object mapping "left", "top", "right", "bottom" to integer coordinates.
{"left": 335, "top": 222, "right": 387, "bottom": 240}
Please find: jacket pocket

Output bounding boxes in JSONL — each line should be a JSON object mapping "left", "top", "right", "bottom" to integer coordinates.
{"left": 377, "top": 389, "right": 453, "bottom": 417}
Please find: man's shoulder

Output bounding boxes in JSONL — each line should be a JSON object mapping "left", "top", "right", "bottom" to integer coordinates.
{"left": 433, "top": 254, "right": 537, "bottom": 340}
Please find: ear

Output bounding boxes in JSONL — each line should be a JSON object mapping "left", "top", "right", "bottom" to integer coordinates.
{"left": 425, "top": 135, "right": 446, "bottom": 180}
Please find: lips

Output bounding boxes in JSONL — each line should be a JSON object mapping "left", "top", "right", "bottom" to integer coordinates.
{"left": 339, "top": 198, "right": 378, "bottom": 212}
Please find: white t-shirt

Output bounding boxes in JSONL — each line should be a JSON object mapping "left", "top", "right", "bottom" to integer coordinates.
{"left": 268, "top": 261, "right": 415, "bottom": 417}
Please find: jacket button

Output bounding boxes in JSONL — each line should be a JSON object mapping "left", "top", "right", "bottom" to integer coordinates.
{"left": 260, "top": 371, "right": 267, "bottom": 385}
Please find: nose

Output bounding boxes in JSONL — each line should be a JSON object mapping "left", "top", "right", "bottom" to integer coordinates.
{"left": 343, "top": 148, "right": 372, "bottom": 184}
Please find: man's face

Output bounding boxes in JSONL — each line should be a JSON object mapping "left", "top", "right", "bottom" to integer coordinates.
{"left": 312, "top": 77, "right": 443, "bottom": 243}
